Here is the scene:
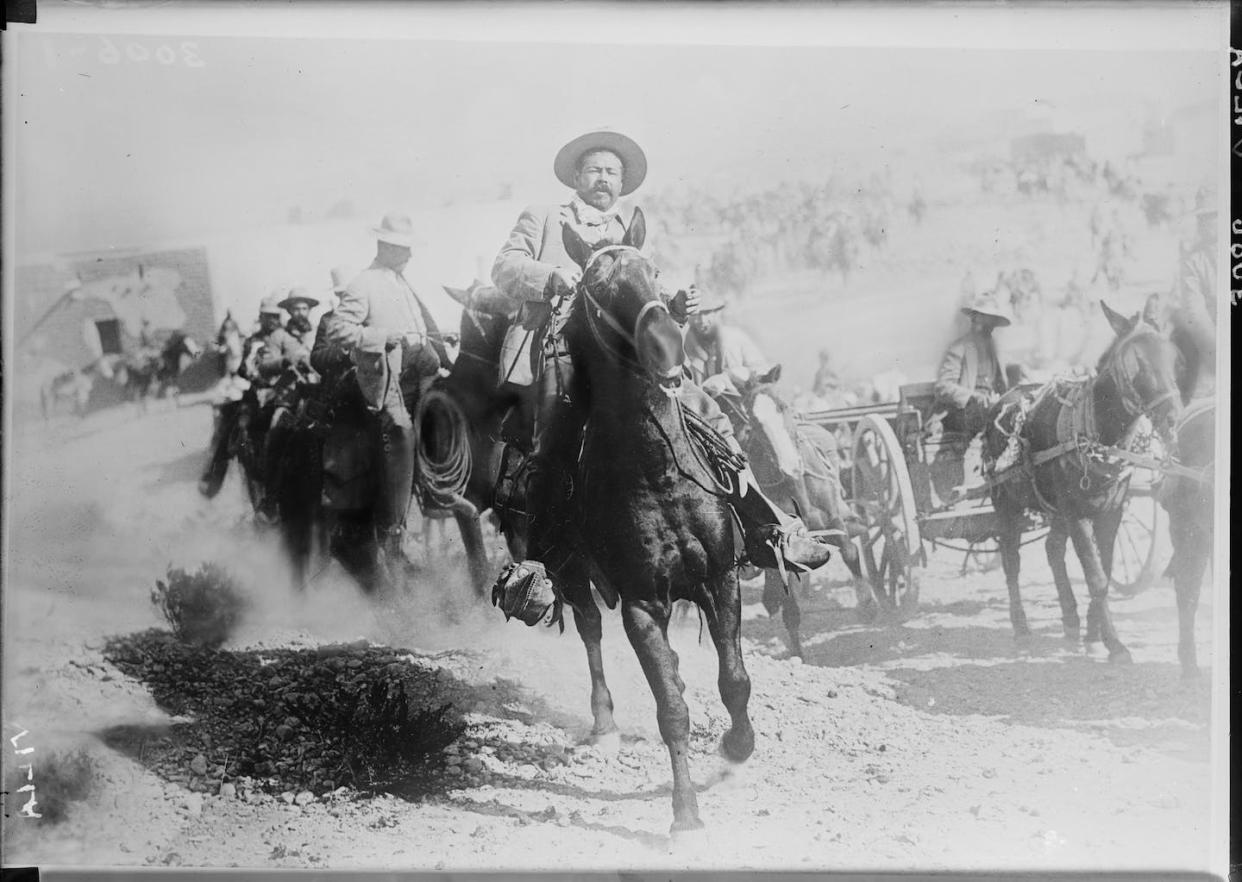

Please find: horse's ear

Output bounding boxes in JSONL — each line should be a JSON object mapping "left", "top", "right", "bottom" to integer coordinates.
{"left": 623, "top": 207, "right": 647, "bottom": 251}
{"left": 759, "top": 364, "right": 782, "bottom": 384}
{"left": 562, "top": 222, "right": 593, "bottom": 269}
{"left": 1100, "top": 300, "right": 1135, "bottom": 337}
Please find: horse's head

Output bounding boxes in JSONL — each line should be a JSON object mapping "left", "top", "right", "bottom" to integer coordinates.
{"left": 562, "top": 208, "right": 685, "bottom": 393}
{"left": 1098, "top": 301, "right": 1182, "bottom": 438}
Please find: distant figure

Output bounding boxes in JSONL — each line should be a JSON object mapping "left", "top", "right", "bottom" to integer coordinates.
{"left": 214, "top": 311, "right": 245, "bottom": 379}
{"left": 811, "top": 348, "right": 844, "bottom": 403}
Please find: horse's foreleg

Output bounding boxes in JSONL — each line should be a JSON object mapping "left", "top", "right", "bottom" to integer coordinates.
{"left": 1068, "top": 516, "right": 1131, "bottom": 663}
{"left": 454, "top": 510, "right": 489, "bottom": 598}
{"left": 1044, "top": 518, "right": 1079, "bottom": 641}
{"left": 996, "top": 502, "right": 1028, "bottom": 638}
{"left": 621, "top": 599, "right": 703, "bottom": 833}
{"left": 1169, "top": 503, "right": 1210, "bottom": 679}
{"left": 571, "top": 592, "right": 618, "bottom": 744}
{"left": 699, "top": 571, "right": 755, "bottom": 763}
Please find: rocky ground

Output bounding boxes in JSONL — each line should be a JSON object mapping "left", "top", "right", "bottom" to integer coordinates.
{"left": 0, "top": 399, "right": 1225, "bottom": 874}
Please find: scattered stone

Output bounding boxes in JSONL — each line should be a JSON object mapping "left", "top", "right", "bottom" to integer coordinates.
{"left": 294, "top": 791, "right": 315, "bottom": 807}
{"left": 182, "top": 794, "right": 203, "bottom": 816}
{"left": 280, "top": 791, "right": 295, "bottom": 805}
{"left": 219, "top": 783, "right": 237, "bottom": 799}
{"left": 189, "top": 754, "right": 209, "bottom": 776}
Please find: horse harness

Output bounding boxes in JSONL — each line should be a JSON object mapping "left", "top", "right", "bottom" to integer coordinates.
{"left": 989, "top": 370, "right": 1207, "bottom": 513}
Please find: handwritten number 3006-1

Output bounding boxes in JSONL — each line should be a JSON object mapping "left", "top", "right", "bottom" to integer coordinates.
{"left": 97, "top": 38, "right": 205, "bottom": 68}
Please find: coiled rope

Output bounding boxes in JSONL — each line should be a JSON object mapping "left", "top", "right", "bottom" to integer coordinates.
{"left": 413, "top": 388, "right": 473, "bottom": 511}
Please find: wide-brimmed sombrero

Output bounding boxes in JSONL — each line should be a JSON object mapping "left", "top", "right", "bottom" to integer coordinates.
{"left": 278, "top": 285, "right": 320, "bottom": 311}
{"left": 553, "top": 130, "right": 647, "bottom": 196}
{"left": 370, "top": 212, "right": 417, "bottom": 248}
{"left": 961, "top": 290, "right": 1012, "bottom": 327}
{"left": 258, "top": 293, "right": 284, "bottom": 316}
{"left": 327, "top": 266, "right": 356, "bottom": 294}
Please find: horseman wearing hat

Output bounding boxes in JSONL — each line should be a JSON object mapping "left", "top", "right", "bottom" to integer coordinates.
{"left": 933, "top": 290, "right": 1013, "bottom": 436}
{"left": 280, "top": 286, "right": 321, "bottom": 348}
{"left": 683, "top": 291, "right": 771, "bottom": 395}
{"left": 236, "top": 292, "right": 311, "bottom": 518}
{"left": 321, "top": 216, "right": 447, "bottom": 576}
{"left": 490, "top": 130, "right": 831, "bottom": 621}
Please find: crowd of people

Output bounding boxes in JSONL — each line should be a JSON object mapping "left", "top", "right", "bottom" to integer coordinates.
{"left": 644, "top": 174, "right": 898, "bottom": 300}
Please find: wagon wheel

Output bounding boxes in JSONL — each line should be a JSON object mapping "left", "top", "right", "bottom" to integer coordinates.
{"left": 850, "top": 414, "right": 922, "bottom": 616}
{"left": 1111, "top": 483, "right": 1165, "bottom": 597}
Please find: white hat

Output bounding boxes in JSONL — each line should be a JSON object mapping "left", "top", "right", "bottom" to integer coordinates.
{"left": 370, "top": 213, "right": 416, "bottom": 247}
{"left": 328, "top": 265, "right": 356, "bottom": 293}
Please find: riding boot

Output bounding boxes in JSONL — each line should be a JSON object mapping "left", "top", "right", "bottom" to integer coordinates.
{"left": 697, "top": 401, "right": 832, "bottom": 575}
{"left": 492, "top": 350, "right": 579, "bottom": 626}
{"left": 729, "top": 457, "right": 833, "bottom": 574}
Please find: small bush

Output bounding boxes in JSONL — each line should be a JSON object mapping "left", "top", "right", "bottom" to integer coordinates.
{"left": 151, "top": 563, "right": 248, "bottom": 650}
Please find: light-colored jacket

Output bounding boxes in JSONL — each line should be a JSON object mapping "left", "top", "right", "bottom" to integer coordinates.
{"left": 934, "top": 331, "right": 1007, "bottom": 410}
{"left": 492, "top": 199, "right": 637, "bottom": 304}
{"left": 491, "top": 199, "right": 639, "bottom": 385}
{"left": 324, "top": 259, "right": 443, "bottom": 419}
{"left": 684, "top": 324, "right": 769, "bottom": 388}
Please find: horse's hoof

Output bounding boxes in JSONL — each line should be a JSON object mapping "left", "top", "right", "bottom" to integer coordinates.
{"left": 719, "top": 726, "right": 755, "bottom": 763}
{"left": 668, "top": 820, "right": 708, "bottom": 852}
{"left": 1012, "top": 626, "right": 1032, "bottom": 642}
{"left": 1062, "top": 626, "right": 1080, "bottom": 643}
{"left": 587, "top": 729, "right": 621, "bottom": 756}
{"left": 1108, "top": 648, "right": 1133, "bottom": 665}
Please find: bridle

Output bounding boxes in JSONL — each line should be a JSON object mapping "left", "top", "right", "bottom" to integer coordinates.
{"left": 577, "top": 245, "right": 680, "bottom": 385}
{"left": 1099, "top": 324, "right": 1178, "bottom": 425}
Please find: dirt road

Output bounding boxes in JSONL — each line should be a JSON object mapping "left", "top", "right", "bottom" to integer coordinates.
{"left": 0, "top": 402, "right": 1222, "bottom": 873}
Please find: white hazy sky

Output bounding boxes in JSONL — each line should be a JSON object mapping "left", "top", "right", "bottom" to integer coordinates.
{"left": 5, "top": 2, "right": 1225, "bottom": 258}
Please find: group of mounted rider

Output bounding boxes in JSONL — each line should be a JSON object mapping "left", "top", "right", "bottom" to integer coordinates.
{"left": 198, "top": 130, "right": 853, "bottom": 617}
{"left": 195, "top": 127, "right": 1218, "bottom": 674}
{"left": 187, "top": 130, "right": 1218, "bottom": 833}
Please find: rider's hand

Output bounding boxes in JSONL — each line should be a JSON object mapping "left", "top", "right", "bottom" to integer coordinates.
{"left": 384, "top": 332, "right": 405, "bottom": 351}
{"left": 669, "top": 285, "right": 701, "bottom": 321}
{"left": 547, "top": 266, "right": 581, "bottom": 299}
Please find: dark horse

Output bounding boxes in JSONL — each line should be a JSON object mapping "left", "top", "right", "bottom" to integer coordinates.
{"left": 1143, "top": 290, "right": 1217, "bottom": 678}
{"left": 275, "top": 313, "right": 509, "bottom": 598}
{"left": 983, "top": 302, "right": 1181, "bottom": 662}
{"left": 538, "top": 214, "right": 753, "bottom": 835}
{"left": 714, "top": 367, "right": 873, "bottom": 657}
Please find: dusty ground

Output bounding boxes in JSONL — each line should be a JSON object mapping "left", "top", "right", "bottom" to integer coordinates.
{"left": 1, "top": 392, "right": 1224, "bottom": 873}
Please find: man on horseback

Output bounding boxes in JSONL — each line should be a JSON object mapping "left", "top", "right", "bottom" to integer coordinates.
{"left": 279, "top": 286, "right": 321, "bottom": 348}
{"left": 490, "top": 130, "right": 831, "bottom": 623}
{"left": 239, "top": 293, "right": 312, "bottom": 519}
{"left": 321, "top": 214, "right": 447, "bottom": 579}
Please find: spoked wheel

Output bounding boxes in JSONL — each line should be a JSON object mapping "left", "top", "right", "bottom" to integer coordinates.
{"left": 1111, "top": 484, "right": 1165, "bottom": 597}
{"left": 850, "top": 415, "right": 922, "bottom": 616}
